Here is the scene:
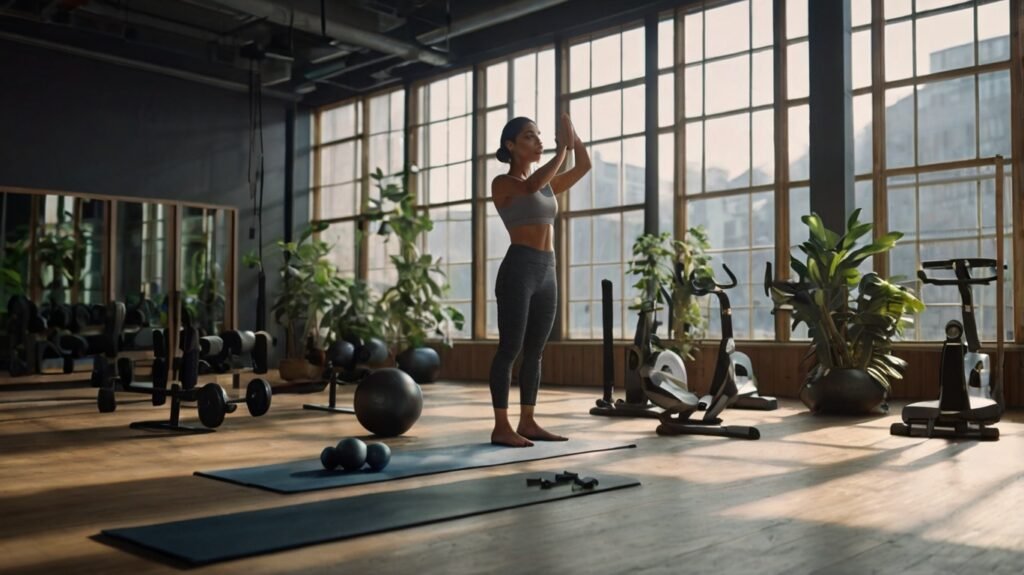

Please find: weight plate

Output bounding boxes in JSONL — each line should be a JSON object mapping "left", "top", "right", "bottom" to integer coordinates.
{"left": 245, "top": 378, "right": 272, "bottom": 417}
{"left": 197, "top": 383, "right": 228, "bottom": 428}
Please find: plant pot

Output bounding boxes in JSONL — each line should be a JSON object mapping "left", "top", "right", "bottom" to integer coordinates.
{"left": 278, "top": 358, "right": 324, "bottom": 382}
{"left": 799, "top": 368, "right": 889, "bottom": 415}
{"left": 395, "top": 346, "right": 441, "bottom": 384}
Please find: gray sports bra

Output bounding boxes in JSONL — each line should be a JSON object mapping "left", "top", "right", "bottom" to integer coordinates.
{"left": 495, "top": 182, "right": 557, "bottom": 228}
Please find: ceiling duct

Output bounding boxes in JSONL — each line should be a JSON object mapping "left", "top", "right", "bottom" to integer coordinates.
{"left": 416, "top": 0, "right": 569, "bottom": 46}
{"left": 197, "top": 0, "right": 448, "bottom": 66}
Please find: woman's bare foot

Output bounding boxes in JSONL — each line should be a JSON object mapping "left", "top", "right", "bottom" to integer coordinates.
{"left": 491, "top": 427, "right": 534, "bottom": 447}
{"left": 517, "top": 422, "right": 568, "bottom": 441}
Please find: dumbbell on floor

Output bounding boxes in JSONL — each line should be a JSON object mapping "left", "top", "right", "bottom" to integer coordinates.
{"left": 320, "top": 438, "right": 391, "bottom": 472}
{"left": 196, "top": 378, "right": 272, "bottom": 428}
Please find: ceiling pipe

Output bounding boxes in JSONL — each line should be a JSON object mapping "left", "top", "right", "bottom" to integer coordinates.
{"left": 197, "top": 0, "right": 448, "bottom": 66}
{"left": 415, "top": 0, "right": 569, "bottom": 46}
{"left": 0, "top": 30, "right": 302, "bottom": 101}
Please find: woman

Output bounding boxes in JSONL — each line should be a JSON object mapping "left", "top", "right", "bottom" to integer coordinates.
{"left": 489, "top": 113, "right": 591, "bottom": 447}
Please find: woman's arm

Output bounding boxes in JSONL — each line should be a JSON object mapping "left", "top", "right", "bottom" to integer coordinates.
{"left": 521, "top": 112, "right": 573, "bottom": 193}
{"left": 550, "top": 129, "right": 592, "bottom": 195}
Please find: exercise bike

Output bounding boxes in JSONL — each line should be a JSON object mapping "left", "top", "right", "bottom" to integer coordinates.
{"left": 689, "top": 264, "right": 777, "bottom": 412}
{"left": 890, "top": 258, "right": 1003, "bottom": 441}
{"left": 590, "top": 279, "right": 687, "bottom": 418}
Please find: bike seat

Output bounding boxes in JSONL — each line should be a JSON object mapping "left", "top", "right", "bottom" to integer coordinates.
{"left": 646, "top": 372, "right": 700, "bottom": 414}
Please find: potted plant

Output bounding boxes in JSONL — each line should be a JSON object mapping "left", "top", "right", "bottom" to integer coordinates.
{"left": 251, "top": 222, "right": 351, "bottom": 381}
{"left": 321, "top": 277, "right": 389, "bottom": 367}
{"left": 765, "top": 209, "right": 924, "bottom": 414}
{"left": 35, "top": 217, "right": 87, "bottom": 304}
{"left": 627, "top": 227, "right": 711, "bottom": 361}
{"left": 368, "top": 168, "right": 464, "bottom": 383}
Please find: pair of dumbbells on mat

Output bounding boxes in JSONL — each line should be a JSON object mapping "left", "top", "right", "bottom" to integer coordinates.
{"left": 320, "top": 438, "right": 392, "bottom": 472}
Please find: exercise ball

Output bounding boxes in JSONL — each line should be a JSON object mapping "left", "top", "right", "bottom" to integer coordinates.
{"left": 320, "top": 446, "right": 339, "bottom": 470}
{"left": 335, "top": 438, "right": 367, "bottom": 471}
{"left": 354, "top": 368, "right": 423, "bottom": 437}
{"left": 327, "top": 340, "right": 355, "bottom": 369}
{"left": 356, "top": 337, "right": 389, "bottom": 366}
{"left": 396, "top": 347, "right": 441, "bottom": 384}
{"left": 365, "top": 443, "right": 392, "bottom": 471}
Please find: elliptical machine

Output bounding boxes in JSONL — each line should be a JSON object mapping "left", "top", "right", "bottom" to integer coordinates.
{"left": 890, "top": 258, "right": 1003, "bottom": 441}
{"left": 690, "top": 264, "right": 777, "bottom": 412}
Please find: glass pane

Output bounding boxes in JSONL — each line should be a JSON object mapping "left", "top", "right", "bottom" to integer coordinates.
{"left": 570, "top": 266, "right": 591, "bottom": 301}
{"left": 685, "top": 121, "right": 703, "bottom": 194}
{"left": 852, "top": 29, "right": 871, "bottom": 90}
{"left": 751, "top": 50, "right": 774, "bottom": 107}
{"left": 688, "top": 195, "right": 750, "bottom": 249}
{"left": 623, "top": 137, "right": 645, "bottom": 205}
{"left": 487, "top": 109, "right": 507, "bottom": 158}
{"left": 887, "top": 175, "right": 917, "bottom": 240}
{"left": 658, "top": 19, "right": 675, "bottom": 69}
{"left": 572, "top": 146, "right": 594, "bottom": 210}
{"left": 448, "top": 72, "right": 469, "bottom": 117}
{"left": 324, "top": 221, "right": 356, "bottom": 276}
{"left": 622, "top": 27, "right": 645, "bottom": 81}
{"left": 979, "top": 71, "right": 1011, "bottom": 159}
{"left": 787, "top": 0, "right": 807, "bottom": 39}
{"left": 428, "top": 121, "right": 448, "bottom": 165}
{"left": 885, "top": 86, "right": 915, "bottom": 169}
{"left": 706, "top": 54, "right": 750, "bottom": 115}
{"left": 449, "top": 116, "right": 469, "bottom": 163}
{"left": 886, "top": 0, "right": 911, "bottom": 19}
{"left": 853, "top": 93, "right": 873, "bottom": 175}
{"left": 751, "top": 191, "right": 774, "bottom": 247}
{"left": 706, "top": 0, "right": 750, "bottom": 58}
{"left": 978, "top": 0, "right": 1010, "bottom": 65}
{"left": 593, "top": 141, "right": 621, "bottom": 208}
{"left": 321, "top": 141, "right": 358, "bottom": 185}
{"left": 752, "top": 0, "right": 773, "bottom": 48}
{"left": 885, "top": 21, "right": 913, "bottom": 81}
{"left": 570, "top": 42, "right": 590, "bottom": 92}
{"left": 369, "top": 94, "right": 389, "bottom": 134}
{"left": 788, "top": 104, "right": 809, "bottom": 181}
{"left": 448, "top": 162, "right": 470, "bottom": 202}
{"left": 321, "top": 183, "right": 358, "bottom": 219}
{"left": 571, "top": 217, "right": 592, "bottom": 265}
{"left": 789, "top": 186, "right": 809, "bottom": 248}
{"left": 705, "top": 113, "right": 750, "bottom": 191}
{"left": 390, "top": 90, "right": 404, "bottom": 131}
{"left": 571, "top": 96, "right": 591, "bottom": 143}
{"left": 622, "top": 86, "right": 645, "bottom": 135}
{"left": 537, "top": 49, "right": 556, "bottom": 136}
{"left": 487, "top": 62, "right": 508, "bottom": 107}
{"left": 592, "top": 34, "right": 622, "bottom": 88}
{"left": 322, "top": 102, "right": 358, "bottom": 142}
{"left": 916, "top": 8, "right": 974, "bottom": 76}
{"left": 659, "top": 73, "right": 675, "bottom": 128}
{"left": 513, "top": 54, "right": 537, "bottom": 118}
{"left": 369, "top": 133, "right": 388, "bottom": 175}
{"left": 917, "top": 76, "right": 976, "bottom": 165}
{"left": 917, "top": 0, "right": 969, "bottom": 12}
{"left": 751, "top": 109, "right": 774, "bottom": 186}
{"left": 685, "top": 12, "right": 703, "bottom": 63}
{"left": 592, "top": 90, "right": 622, "bottom": 141}
{"left": 851, "top": 0, "right": 871, "bottom": 27}
{"left": 919, "top": 175, "right": 978, "bottom": 241}
{"left": 593, "top": 213, "right": 622, "bottom": 263}
{"left": 428, "top": 78, "right": 448, "bottom": 122}
{"left": 685, "top": 65, "right": 703, "bottom": 118}
{"left": 787, "top": 41, "right": 808, "bottom": 100}
{"left": 658, "top": 133, "right": 675, "bottom": 236}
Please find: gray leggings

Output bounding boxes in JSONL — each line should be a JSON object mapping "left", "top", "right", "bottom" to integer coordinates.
{"left": 489, "top": 245, "right": 557, "bottom": 409}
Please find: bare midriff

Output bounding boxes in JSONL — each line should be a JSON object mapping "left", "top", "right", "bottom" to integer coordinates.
{"left": 508, "top": 223, "right": 554, "bottom": 252}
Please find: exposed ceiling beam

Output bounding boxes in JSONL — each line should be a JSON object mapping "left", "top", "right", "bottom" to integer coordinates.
{"left": 196, "top": 0, "right": 448, "bottom": 66}
{"left": 416, "top": 0, "right": 570, "bottom": 46}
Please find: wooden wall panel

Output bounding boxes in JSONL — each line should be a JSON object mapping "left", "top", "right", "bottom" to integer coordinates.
{"left": 437, "top": 342, "right": 1024, "bottom": 408}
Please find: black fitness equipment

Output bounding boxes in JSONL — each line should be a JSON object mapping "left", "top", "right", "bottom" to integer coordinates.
{"left": 641, "top": 265, "right": 760, "bottom": 440}
{"left": 890, "top": 258, "right": 1004, "bottom": 441}
{"left": 590, "top": 279, "right": 686, "bottom": 418}
{"left": 691, "top": 264, "right": 776, "bottom": 412}
{"left": 97, "top": 309, "right": 272, "bottom": 432}
{"left": 353, "top": 367, "right": 423, "bottom": 437}
{"left": 303, "top": 337, "right": 388, "bottom": 414}
{"left": 196, "top": 329, "right": 271, "bottom": 391}
{"left": 320, "top": 438, "right": 392, "bottom": 472}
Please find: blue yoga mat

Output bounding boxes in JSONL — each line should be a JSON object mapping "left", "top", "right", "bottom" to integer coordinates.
{"left": 195, "top": 439, "right": 636, "bottom": 493}
{"left": 104, "top": 470, "right": 641, "bottom": 566}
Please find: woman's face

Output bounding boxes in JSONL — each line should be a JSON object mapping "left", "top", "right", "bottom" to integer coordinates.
{"left": 507, "top": 122, "right": 543, "bottom": 163}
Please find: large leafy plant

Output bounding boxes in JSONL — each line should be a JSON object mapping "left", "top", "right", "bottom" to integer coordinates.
{"left": 322, "top": 278, "right": 387, "bottom": 346}
{"left": 626, "top": 227, "right": 711, "bottom": 361}
{"left": 765, "top": 209, "right": 924, "bottom": 391}
{"left": 367, "top": 168, "right": 464, "bottom": 350}
{"left": 255, "top": 222, "right": 351, "bottom": 360}
{"left": 36, "top": 218, "right": 87, "bottom": 302}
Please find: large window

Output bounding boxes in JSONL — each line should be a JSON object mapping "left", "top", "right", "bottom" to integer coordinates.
{"left": 881, "top": 0, "right": 1013, "bottom": 341}
{"left": 480, "top": 49, "right": 556, "bottom": 338}
{"left": 683, "top": 0, "right": 775, "bottom": 340}
{"left": 315, "top": 100, "right": 362, "bottom": 277}
{"left": 415, "top": 72, "right": 474, "bottom": 338}
{"left": 567, "top": 26, "right": 646, "bottom": 339}
{"left": 365, "top": 90, "right": 405, "bottom": 292}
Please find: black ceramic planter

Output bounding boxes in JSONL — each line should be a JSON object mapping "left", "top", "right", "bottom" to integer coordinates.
{"left": 396, "top": 346, "right": 441, "bottom": 384}
{"left": 799, "top": 368, "right": 889, "bottom": 415}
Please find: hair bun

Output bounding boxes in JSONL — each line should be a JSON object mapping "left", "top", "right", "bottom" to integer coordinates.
{"left": 495, "top": 147, "right": 511, "bottom": 164}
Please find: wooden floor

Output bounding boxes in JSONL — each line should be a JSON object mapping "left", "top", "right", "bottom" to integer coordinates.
{"left": 1, "top": 379, "right": 1023, "bottom": 575}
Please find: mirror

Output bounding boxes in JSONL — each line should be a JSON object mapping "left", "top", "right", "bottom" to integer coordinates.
{"left": 116, "top": 201, "right": 171, "bottom": 338}
{"left": 36, "top": 195, "right": 106, "bottom": 306}
{"left": 180, "top": 206, "right": 233, "bottom": 336}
